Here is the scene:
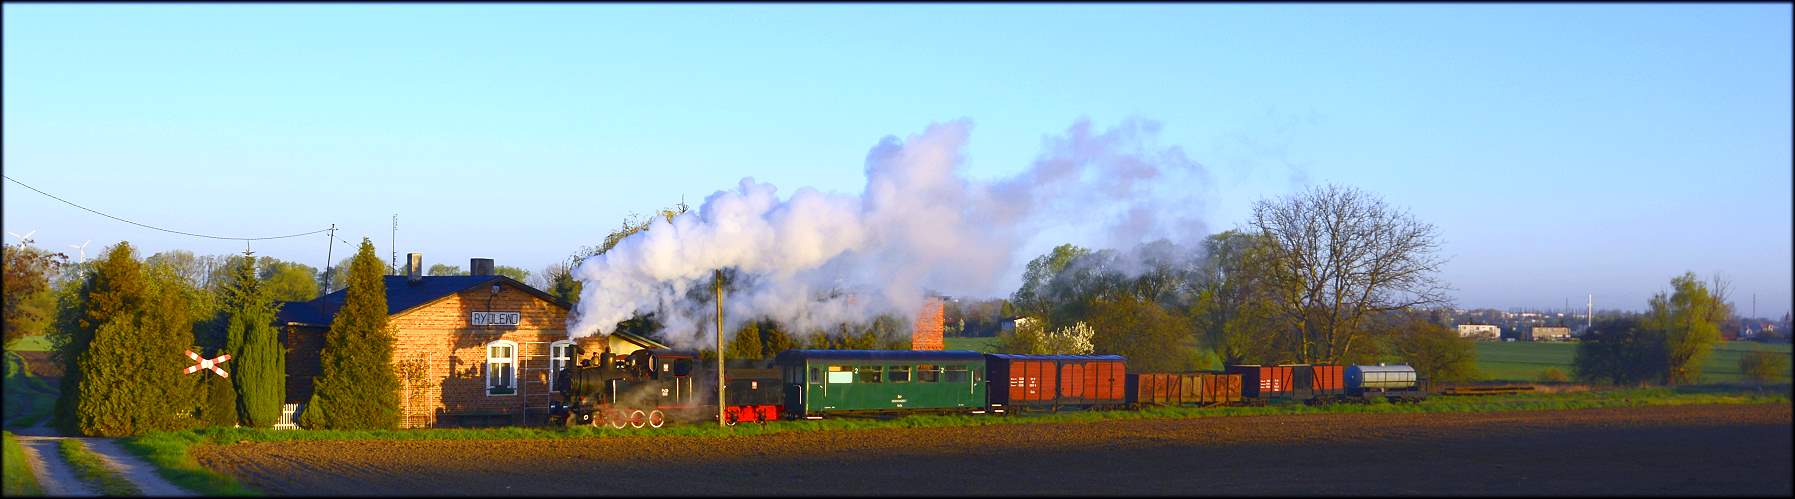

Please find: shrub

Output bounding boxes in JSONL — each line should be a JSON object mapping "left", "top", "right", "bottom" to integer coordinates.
{"left": 1573, "top": 317, "right": 1668, "bottom": 386}
{"left": 1536, "top": 368, "right": 1569, "bottom": 383}
{"left": 1739, "top": 350, "right": 1789, "bottom": 384}
{"left": 197, "top": 371, "right": 238, "bottom": 427}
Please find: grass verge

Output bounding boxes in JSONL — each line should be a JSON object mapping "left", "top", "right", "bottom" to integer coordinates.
{"left": 118, "top": 433, "right": 258, "bottom": 497}
{"left": 144, "top": 384, "right": 1791, "bottom": 448}
{"left": 59, "top": 439, "right": 142, "bottom": 496}
{"left": 3, "top": 351, "right": 58, "bottom": 429}
{"left": 3, "top": 431, "right": 43, "bottom": 496}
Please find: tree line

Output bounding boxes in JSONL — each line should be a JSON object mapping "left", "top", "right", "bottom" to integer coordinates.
{"left": 4, "top": 238, "right": 403, "bottom": 435}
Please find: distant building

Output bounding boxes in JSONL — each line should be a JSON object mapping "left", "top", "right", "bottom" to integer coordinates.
{"left": 1527, "top": 326, "right": 1573, "bottom": 342}
{"left": 1457, "top": 324, "right": 1501, "bottom": 341}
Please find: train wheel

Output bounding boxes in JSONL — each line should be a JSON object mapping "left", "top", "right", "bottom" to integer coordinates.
{"left": 629, "top": 410, "right": 647, "bottom": 429}
{"left": 607, "top": 410, "right": 628, "bottom": 429}
{"left": 648, "top": 410, "right": 665, "bottom": 428}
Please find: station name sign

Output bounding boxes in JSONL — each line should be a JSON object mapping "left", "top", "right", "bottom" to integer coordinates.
{"left": 471, "top": 311, "right": 522, "bottom": 326}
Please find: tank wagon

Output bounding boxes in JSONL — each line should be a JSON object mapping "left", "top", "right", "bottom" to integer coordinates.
{"left": 1346, "top": 364, "right": 1427, "bottom": 403}
{"left": 548, "top": 347, "right": 1437, "bottom": 429}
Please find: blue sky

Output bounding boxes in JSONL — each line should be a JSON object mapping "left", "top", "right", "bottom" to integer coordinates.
{"left": 4, "top": 4, "right": 1790, "bottom": 317}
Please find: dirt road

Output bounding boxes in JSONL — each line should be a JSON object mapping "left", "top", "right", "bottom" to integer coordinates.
{"left": 196, "top": 404, "right": 1792, "bottom": 496}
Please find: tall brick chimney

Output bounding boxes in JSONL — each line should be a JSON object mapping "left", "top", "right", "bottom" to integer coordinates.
{"left": 911, "top": 297, "right": 945, "bottom": 351}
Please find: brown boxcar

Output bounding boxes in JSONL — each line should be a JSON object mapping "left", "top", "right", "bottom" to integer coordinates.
{"left": 1200, "top": 372, "right": 1242, "bottom": 404}
{"left": 1229, "top": 365, "right": 1295, "bottom": 400}
{"left": 987, "top": 354, "right": 1127, "bottom": 410}
{"left": 1309, "top": 365, "right": 1345, "bottom": 398}
{"left": 1128, "top": 372, "right": 1243, "bottom": 406}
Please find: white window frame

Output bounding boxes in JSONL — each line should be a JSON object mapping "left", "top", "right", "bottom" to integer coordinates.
{"left": 486, "top": 340, "right": 519, "bottom": 396}
{"left": 547, "top": 340, "right": 575, "bottom": 391}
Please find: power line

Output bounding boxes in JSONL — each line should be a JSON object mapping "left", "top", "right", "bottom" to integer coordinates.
{"left": 4, "top": 174, "right": 331, "bottom": 241}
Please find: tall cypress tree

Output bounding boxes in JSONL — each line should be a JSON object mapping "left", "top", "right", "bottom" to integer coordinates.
{"left": 54, "top": 243, "right": 144, "bottom": 434}
{"left": 221, "top": 253, "right": 284, "bottom": 427}
{"left": 301, "top": 239, "right": 399, "bottom": 430}
{"left": 61, "top": 242, "right": 197, "bottom": 436}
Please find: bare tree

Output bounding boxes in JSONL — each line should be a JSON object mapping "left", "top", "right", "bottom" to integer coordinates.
{"left": 1250, "top": 184, "right": 1450, "bottom": 363}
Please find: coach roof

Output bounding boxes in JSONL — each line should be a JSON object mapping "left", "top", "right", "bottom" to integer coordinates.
{"left": 774, "top": 349, "right": 986, "bottom": 363}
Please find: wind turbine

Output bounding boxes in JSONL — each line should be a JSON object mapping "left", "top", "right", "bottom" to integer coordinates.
{"left": 6, "top": 229, "right": 36, "bottom": 247}
{"left": 68, "top": 240, "right": 91, "bottom": 262}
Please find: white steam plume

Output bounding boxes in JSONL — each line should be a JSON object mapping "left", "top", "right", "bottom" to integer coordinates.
{"left": 570, "top": 117, "right": 1209, "bottom": 347}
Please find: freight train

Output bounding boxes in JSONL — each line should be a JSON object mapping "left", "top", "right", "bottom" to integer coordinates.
{"left": 547, "top": 348, "right": 1426, "bottom": 428}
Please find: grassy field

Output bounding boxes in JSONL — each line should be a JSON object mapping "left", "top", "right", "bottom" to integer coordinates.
{"left": 3, "top": 431, "right": 42, "bottom": 497}
{"left": 1477, "top": 340, "right": 1793, "bottom": 383}
{"left": 943, "top": 336, "right": 1003, "bottom": 352}
{"left": 951, "top": 335, "right": 1790, "bottom": 384}
{"left": 126, "top": 383, "right": 1788, "bottom": 496}
{"left": 7, "top": 336, "right": 52, "bottom": 353}
{"left": 3, "top": 352, "right": 57, "bottom": 429}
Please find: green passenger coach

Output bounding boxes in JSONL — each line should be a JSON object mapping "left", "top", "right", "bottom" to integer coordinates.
{"left": 774, "top": 350, "right": 988, "bottom": 418}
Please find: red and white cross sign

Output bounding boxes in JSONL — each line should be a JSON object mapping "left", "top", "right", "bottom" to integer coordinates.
{"left": 183, "top": 350, "right": 231, "bottom": 378}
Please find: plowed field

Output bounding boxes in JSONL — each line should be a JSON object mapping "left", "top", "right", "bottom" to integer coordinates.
{"left": 196, "top": 404, "right": 1792, "bottom": 496}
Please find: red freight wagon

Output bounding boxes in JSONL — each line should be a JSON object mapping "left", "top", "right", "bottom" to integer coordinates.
{"left": 986, "top": 354, "right": 1127, "bottom": 411}
{"left": 1228, "top": 365, "right": 1296, "bottom": 400}
{"left": 1129, "top": 373, "right": 1243, "bottom": 406}
{"left": 1303, "top": 365, "right": 1346, "bottom": 399}
{"left": 1200, "top": 373, "right": 1242, "bottom": 405}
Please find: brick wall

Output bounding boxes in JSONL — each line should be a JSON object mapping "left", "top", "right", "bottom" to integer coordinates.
{"left": 285, "top": 282, "right": 579, "bottom": 428}
{"left": 912, "top": 297, "right": 945, "bottom": 350}
{"left": 282, "top": 325, "right": 327, "bottom": 404}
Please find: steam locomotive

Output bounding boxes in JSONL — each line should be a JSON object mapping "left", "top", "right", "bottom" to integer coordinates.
{"left": 548, "top": 347, "right": 1426, "bottom": 429}
{"left": 547, "top": 348, "right": 782, "bottom": 428}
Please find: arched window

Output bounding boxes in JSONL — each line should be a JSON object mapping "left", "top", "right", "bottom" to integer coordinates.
{"left": 547, "top": 340, "right": 575, "bottom": 391}
{"left": 487, "top": 340, "right": 518, "bottom": 396}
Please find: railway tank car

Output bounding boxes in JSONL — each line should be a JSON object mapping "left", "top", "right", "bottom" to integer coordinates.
{"left": 1346, "top": 363, "right": 1427, "bottom": 403}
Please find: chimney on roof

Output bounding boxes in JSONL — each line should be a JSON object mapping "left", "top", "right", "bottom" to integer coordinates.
{"left": 470, "top": 258, "right": 494, "bottom": 277}
{"left": 407, "top": 253, "right": 423, "bottom": 283}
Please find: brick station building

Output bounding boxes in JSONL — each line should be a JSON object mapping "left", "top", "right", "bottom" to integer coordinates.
{"left": 276, "top": 255, "right": 666, "bottom": 428}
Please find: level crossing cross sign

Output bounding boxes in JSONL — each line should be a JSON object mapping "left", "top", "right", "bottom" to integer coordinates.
{"left": 183, "top": 350, "right": 231, "bottom": 378}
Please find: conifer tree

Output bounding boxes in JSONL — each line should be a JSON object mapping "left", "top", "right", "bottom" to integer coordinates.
{"left": 61, "top": 243, "right": 197, "bottom": 436}
{"left": 52, "top": 243, "right": 144, "bottom": 434}
{"left": 221, "top": 254, "right": 284, "bottom": 427}
{"left": 197, "top": 372, "right": 238, "bottom": 427}
{"left": 301, "top": 239, "right": 400, "bottom": 430}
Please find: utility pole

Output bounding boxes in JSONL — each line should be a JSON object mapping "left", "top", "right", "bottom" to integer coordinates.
{"left": 320, "top": 224, "right": 337, "bottom": 299}
{"left": 1586, "top": 294, "right": 1593, "bottom": 331}
{"left": 391, "top": 214, "right": 398, "bottom": 275}
{"left": 714, "top": 269, "right": 726, "bottom": 428}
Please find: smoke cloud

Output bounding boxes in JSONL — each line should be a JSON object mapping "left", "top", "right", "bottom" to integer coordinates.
{"left": 569, "top": 117, "right": 1210, "bottom": 347}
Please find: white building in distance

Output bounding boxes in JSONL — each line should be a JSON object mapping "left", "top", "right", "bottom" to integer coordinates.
{"left": 1457, "top": 324, "right": 1501, "bottom": 341}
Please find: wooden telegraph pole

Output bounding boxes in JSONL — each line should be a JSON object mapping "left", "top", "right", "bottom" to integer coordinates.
{"left": 715, "top": 269, "right": 726, "bottom": 427}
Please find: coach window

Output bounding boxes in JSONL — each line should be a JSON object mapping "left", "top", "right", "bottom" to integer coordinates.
{"left": 888, "top": 365, "right": 911, "bottom": 383}
{"left": 916, "top": 364, "right": 940, "bottom": 383}
{"left": 857, "top": 365, "right": 882, "bottom": 384}
{"left": 486, "top": 340, "right": 518, "bottom": 396}
{"left": 547, "top": 340, "right": 574, "bottom": 391}
{"left": 826, "top": 365, "right": 853, "bottom": 384}
{"left": 944, "top": 365, "right": 969, "bottom": 383}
